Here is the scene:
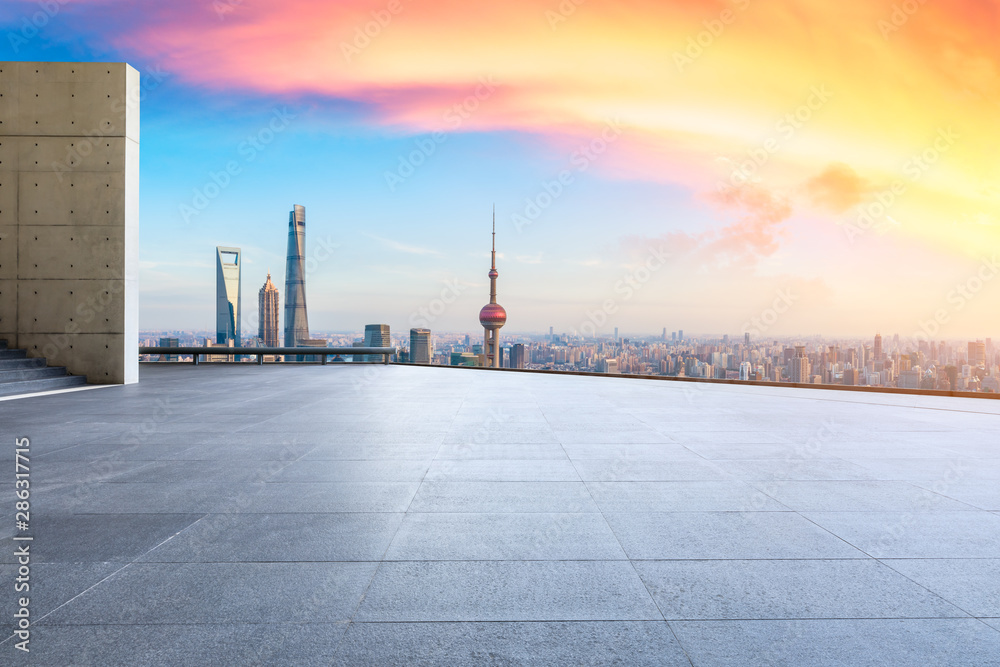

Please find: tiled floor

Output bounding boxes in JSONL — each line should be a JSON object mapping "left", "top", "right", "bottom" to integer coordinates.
{"left": 1, "top": 364, "right": 999, "bottom": 665}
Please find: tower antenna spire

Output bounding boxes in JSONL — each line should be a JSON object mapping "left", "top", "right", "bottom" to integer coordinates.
{"left": 491, "top": 204, "right": 496, "bottom": 270}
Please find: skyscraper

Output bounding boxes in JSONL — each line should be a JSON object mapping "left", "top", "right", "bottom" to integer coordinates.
{"left": 216, "top": 246, "right": 241, "bottom": 345}
{"left": 284, "top": 204, "right": 310, "bottom": 347}
{"left": 410, "top": 328, "right": 432, "bottom": 364}
{"left": 258, "top": 272, "right": 280, "bottom": 347}
{"left": 510, "top": 343, "right": 526, "bottom": 369}
{"left": 874, "top": 332, "right": 883, "bottom": 361}
{"left": 790, "top": 345, "right": 810, "bottom": 383}
{"left": 479, "top": 208, "right": 507, "bottom": 368}
{"left": 364, "top": 324, "right": 390, "bottom": 362}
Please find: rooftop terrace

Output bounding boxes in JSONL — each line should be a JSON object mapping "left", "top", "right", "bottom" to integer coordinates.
{"left": 3, "top": 364, "right": 1000, "bottom": 665}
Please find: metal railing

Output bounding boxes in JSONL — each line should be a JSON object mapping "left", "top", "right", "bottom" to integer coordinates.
{"left": 139, "top": 346, "right": 396, "bottom": 365}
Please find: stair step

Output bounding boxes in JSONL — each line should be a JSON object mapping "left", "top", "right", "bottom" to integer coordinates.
{"left": 0, "top": 357, "right": 46, "bottom": 370}
{"left": 0, "top": 375, "right": 88, "bottom": 398}
{"left": 0, "top": 349, "right": 28, "bottom": 360}
{"left": 0, "top": 366, "right": 68, "bottom": 383}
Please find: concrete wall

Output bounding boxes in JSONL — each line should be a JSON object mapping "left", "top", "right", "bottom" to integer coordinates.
{"left": 0, "top": 62, "right": 139, "bottom": 384}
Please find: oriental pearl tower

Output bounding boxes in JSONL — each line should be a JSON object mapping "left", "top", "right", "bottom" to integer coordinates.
{"left": 479, "top": 208, "right": 506, "bottom": 368}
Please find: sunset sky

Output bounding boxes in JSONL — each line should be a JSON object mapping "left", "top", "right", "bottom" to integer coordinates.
{"left": 3, "top": 0, "right": 998, "bottom": 339}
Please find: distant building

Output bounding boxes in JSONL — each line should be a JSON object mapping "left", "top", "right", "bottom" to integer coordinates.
{"left": 364, "top": 324, "right": 390, "bottom": 362}
{"left": 874, "top": 333, "right": 883, "bottom": 361}
{"left": 969, "top": 340, "right": 986, "bottom": 367}
{"left": 410, "top": 328, "right": 432, "bottom": 364}
{"left": 898, "top": 370, "right": 921, "bottom": 389}
{"left": 790, "top": 346, "right": 810, "bottom": 383}
{"left": 739, "top": 361, "right": 751, "bottom": 381}
{"left": 678, "top": 329, "right": 683, "bottom": 341}
{"left": 606, "top": 358, "right": 619, "bottom": 374}
{"left": 510, "top": 343, "right": 526, "bottom": 369}
{"left": 258, "top": 272, "right": 280, "bottom": 347}
{"left": 216, "top": 246, "right": 241, "bottom": 345}
{"left": 451, "top": 352, "right": 481, "bottom": 367}
{"left": 158, "top": 337, "right": 179, "bottom": 362}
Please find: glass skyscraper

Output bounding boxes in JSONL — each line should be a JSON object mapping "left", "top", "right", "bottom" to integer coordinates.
{"left": 216, "top": 246, "right": 241, "bottom": 345}
{"left": 409, "top": 328, "right": 431, "bottom": 364}
{"left": 364, "top": 324, "right": 390, "bottom": 362}
{"left": 284, "top": 205, "right": 310, "bottom": 347}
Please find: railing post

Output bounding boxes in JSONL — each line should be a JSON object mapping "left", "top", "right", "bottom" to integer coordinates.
{"left": 192, "top": 354, "right": 199, "bottom": 366}
{"left": 321, "top": 354, "right": 327, "bottom": 365}
{"left": 383, "top": 353, "right": 389, "bottom": 365}
{"left": 257, "top": 354, "right": 263, "bottom": 365}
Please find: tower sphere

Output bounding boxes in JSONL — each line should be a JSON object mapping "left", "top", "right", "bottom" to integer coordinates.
{"left": 479, "top": 303, "right": 507, "bottom": 329}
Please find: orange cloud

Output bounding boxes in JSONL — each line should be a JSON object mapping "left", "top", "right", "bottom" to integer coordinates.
{"left": 805, "top": 162, "right": 873, "bottom": 213}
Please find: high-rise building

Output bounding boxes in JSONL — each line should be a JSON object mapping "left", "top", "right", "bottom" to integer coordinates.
{"left": 216, "top": 246, "right": 241, "bottom": 346}
{"left": 284, "top": 204, "right": 310, "bottom": 347}
{"left": 410, "top": 328, "right": 432, "bottom": 364}
{"left": 549, "top": 326, "right": 554, "bottom": 340}
{"left": 478, "top": 209, "right": 507, "bottom": 368}
{"left": 874, "top": 333, "right": 883, "bottom": 361}
{"left": 744, "top": 332, "right": 751, "bottom": 346}
{"left": 510, "top": 343, "right": 526, "bottom": 369}
{"left": 158, "top": 337, "right": 179, "bottom": 362}
{"left": 969, "top": 340, "right": 986, "bottom": 367}
{"left": 678, "top": 329, "right": 684, "bottom": 341}
{"left": 739, "top": 361, "right": 751, "bottom": 381}
{"left": 364, "top": 324, "right": 390, "bottom": 362}
{"left": 614, "top": 327, "right": 619, "bottom": 344}
{"left": 258, "top": 272, "right": 280, "bottom": 347}
{"left": 790, "top": 345, "right": 810, "bottom": 383}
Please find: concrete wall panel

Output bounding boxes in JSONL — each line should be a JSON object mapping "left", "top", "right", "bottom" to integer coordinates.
{"left": 15, "top": 136, "right": 127, "bottom": 173}
{"left": 17, "top": 332, "right": 125, "bottom": 382}
{"left": 17, "top": 279, "right": 124, "bottom": 335}
{"left": 0, "top": 279, "right": 14, "bottom": 341}
{"left": 0, "top": 225, "right": 15, "bottom": 279}
{"left": 18, "top": 172, "right": 126, "bottom": 227}
{"left": 0, "top": 170, "right": 16, "bottom": 225}
{"left": 18, "top": 226, "right": 124, "bottom": 280}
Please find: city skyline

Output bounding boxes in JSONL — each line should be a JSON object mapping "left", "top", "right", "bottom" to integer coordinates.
{"left": 10, "top": 2, "right": 997, "bottom": 339}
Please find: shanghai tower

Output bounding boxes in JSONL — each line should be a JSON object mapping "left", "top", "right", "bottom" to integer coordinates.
{"left": 284, "top": 204, "right": 310, "bottom": 347}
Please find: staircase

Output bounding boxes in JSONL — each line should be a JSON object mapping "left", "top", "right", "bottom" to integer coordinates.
{"left": 0, "top": 340, "right": 88, "bottom": 397}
